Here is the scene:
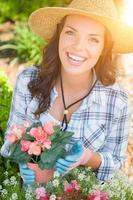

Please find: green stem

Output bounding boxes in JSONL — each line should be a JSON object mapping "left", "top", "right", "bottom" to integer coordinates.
{"left": 30, "top": 157, "right": 37, "bottom": 164}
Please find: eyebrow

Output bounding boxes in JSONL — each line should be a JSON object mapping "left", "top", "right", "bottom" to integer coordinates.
{"left": 66, "top": 26, "right": 78, "bottom": 32}
{"left": 66, "top": 26, "right": 103, "bottom": 37}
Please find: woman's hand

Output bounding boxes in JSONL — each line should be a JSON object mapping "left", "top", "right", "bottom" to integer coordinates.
{"left": 19, "top": 163, "right": 35, "bottom": 185}
{"left": 55, "top": 141, "right": 92, "bottom": 174}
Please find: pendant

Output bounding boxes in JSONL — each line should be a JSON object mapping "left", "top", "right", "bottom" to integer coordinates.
{"left": 64, "top": 109, "right": 68, "bottom": 115}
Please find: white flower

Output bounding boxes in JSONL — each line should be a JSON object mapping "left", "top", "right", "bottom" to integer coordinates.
{"left": 3, "top": 179, "right": 10, "bottom": 186}
{"left": 87, "top": 166, "right": 91, "bottom": 171}
{"left": 73, "top": 168, "right": 79, "bottom": 174}
{"left": 83, "top": 188, "right": 88, "bottom": 193}
{"left": 17, "top": 172, "right": 21, "bottom": 177}
{"left": 10, "top": 176, "right": 16, "bottom": 182}
{"left": 78, "top": 173, "right": 86, "bottom": 181}
{"left": 4, "top": 171, "right": 8, "bottom": 177}
{"left": 87, "top": 176, "right": 90, "bottom": 181}
{"left": 10, "top": 180, "right": 18, "bottom": 186}
{"left": 53, "top": 171, "right": 60, "bottom": 178}
{"left": 25, "top": 187, "right": 33, "bottom": 194}
{"left": 52, "top": 179, "right": 59, "bottom": 187}
{"left": 25, "top": 187, "right": 34, "bottom": 200}
{"left": 50, "top": 194, "right": 56, "bottom": 200}
{"left": 1, "top": 189, "right": 8, "bottom": 196}
{"left": 25, "top": 193, "right": 33, "bottom": 200}
{"left": 107, "top": 190, "right": 114, "bottom": 198}
{"left": 11, "top": 193, "right": 18, "bottom": 200}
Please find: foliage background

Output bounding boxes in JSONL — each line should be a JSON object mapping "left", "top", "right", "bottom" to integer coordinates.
{"left": 0, "top": 0, "right": 71, "bottom": 65}
{"left": 0, "top": 0, "right": 71, "bottom": 23}
{"left": 0, "top": 71, "right": 18, "bottom": 183}
{"left": 0, "top": 71, "right": 12, "bottom": 145}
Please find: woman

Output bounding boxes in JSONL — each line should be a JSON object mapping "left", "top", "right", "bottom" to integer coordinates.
{"left": 1, "top": 0, "right": 133, "bottom": 184}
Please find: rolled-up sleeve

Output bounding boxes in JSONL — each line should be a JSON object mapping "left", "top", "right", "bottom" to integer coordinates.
{"left": 96, "top": 100, "right": 131, "bottom": 182}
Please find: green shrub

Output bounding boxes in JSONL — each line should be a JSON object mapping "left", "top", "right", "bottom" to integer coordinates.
{"left": 0, "top": 71, "right": 18, "bottom": 182}
{"left": 0, "top": 70, "right": 12, "bottom": 137}
{"left": 0, "top": 24, "right": 46, "bottom": 65}
{"left": 0, "top": 0, "right": 71, "bottom": 23}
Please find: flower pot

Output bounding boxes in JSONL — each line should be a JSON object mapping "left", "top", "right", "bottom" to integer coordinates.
{"left": 27, "top": 163, "right": 54, "bottom": 183}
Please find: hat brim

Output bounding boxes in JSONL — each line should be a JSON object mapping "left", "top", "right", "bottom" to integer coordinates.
{"left": 29, "top": 7, "right": 133, "bottom": 53}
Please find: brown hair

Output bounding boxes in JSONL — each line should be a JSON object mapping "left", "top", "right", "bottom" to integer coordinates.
{"left": 28, "top": 16, "right": 115, "bottom": 117}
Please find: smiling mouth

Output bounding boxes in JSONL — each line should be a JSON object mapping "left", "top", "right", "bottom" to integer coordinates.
{"left": 67, "top": 52, "right": 87, "bottom": 65}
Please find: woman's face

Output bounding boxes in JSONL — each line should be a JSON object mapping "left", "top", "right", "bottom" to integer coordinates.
{"left": 59, "top": 14, "right": 105, "bottom": 75}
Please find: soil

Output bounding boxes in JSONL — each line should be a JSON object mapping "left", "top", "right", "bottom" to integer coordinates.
{"left": 0, "top": 22, "right": 133, "bottom": 182}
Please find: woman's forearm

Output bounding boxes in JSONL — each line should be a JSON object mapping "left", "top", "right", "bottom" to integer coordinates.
{"left": 85, "top": 151, "right": 102, "bottom": 171}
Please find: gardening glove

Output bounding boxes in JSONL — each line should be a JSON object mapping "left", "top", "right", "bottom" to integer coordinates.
{"left": 19, "top": 163, "right": 35, "bottom": 185}
{"left": 55, "top": 141, "right": 93, "bottom": 175}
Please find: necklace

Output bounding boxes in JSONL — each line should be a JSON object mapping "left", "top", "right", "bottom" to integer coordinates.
{"left": 60, "top": 75, "right": 97, "bottom": 131}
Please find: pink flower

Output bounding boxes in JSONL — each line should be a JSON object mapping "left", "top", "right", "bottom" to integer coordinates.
{"left": 7, "top": 124, "right": 26, "bottom": 143}
{"left": 56, "top": 197, "right": 62, "bottom": 200}
{"left": 7, "top": 134, "right": 17, "bottom": 144}
{"left": 35, "top": 187, "right": 46, "bottom": 200}
{"left": 28, "top": 142, "right": 42, "bottom": 155}
{"left": 88, "top": 191, "right": 109, "bottom": 200}
{"left": 71, "top": 180, "right": 80, "bottom": 190}
{"left": 30, "top": 127, "right": 47, "bottom": 143}
{"left": 42, "top": 138, "right": 52, "bottom": 150}
{"left": 43, "top": 122, "right": 56, "bottom": 135}
{"left": 64, "top": 183, "right": 74, "bottom": 193}
{"left": 23, "top": 121, "right": 32, "bottom": 128}
{"left": 64, "top": 180, "right": 80, "bottom": 193}
{"left": 20, "top": 140, "right": 31, "bottom": 152}
{"left": 40, "top": 195, "right": 49, "bottom": 200}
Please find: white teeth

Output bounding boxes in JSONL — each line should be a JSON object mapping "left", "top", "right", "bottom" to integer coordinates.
{"left": 68, "top": 53, "right": 86, "bottom": 62}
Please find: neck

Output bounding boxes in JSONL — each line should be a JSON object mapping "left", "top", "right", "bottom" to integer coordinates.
{"left": 60, "top": 69, "right": 93, "bottom": 93}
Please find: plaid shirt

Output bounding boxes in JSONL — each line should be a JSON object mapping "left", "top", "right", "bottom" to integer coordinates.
{"left": 0, "top": 66, "right": 131, "bottom": 182}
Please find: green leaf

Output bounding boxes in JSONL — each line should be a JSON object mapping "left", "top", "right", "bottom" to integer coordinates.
{"left": 37, "top": 128, "right": 74, "bottom": 169}
{"left": 50, "top": 126, "right": 60, "bottom": 141}
{"left": 22, "top": 134, "right": 35, "bottom": 141}
{"left": 0, "top": 44, "right": 17, "bottom": 50}
{"left": 26, "top": 121, "right": 42, "bottom": 132}
{"left": 9, "top": 143, "right": 31, "bottom": 163}
{"left": 39, "top": 144, "right": 66, "bottom": 169}
{"left": 52, "top": 130, "right": 73, "bottom": 144}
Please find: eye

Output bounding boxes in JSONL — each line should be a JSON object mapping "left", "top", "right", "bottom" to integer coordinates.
{"left": 89, "top": 37, "right": 100, "bottom": 43}
{"left": 65, "top": 30, "right": 74, "bottom": 35}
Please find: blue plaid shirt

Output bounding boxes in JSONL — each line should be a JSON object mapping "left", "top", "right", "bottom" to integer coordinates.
{"left": 0, "top": 66, "right": 131, "bottom": 182}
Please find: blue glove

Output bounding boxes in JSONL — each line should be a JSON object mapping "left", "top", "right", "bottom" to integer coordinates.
{"left": 55, "top": 141, "right": 84, "bottom": 174}
{"left": 19, "top": 163, "right": 35, "bottom": 185}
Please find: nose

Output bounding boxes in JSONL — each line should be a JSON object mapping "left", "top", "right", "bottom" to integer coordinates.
{"left": 73, "top": 36, "right": 86, "bottom": 51}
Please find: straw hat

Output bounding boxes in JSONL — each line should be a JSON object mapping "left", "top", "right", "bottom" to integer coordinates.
{"left": 28, "top": 0, "right": 133, "bottom": 53}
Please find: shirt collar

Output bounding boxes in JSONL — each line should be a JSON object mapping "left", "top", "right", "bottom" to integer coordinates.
{"left": 78, "top": 69, "right": 106, "bottom": 110}
{"left": 51, "top": 86, "right": 58, "bottom": 102}
{"left": 77, "top": 81, "right": 106, "bottom": 111}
